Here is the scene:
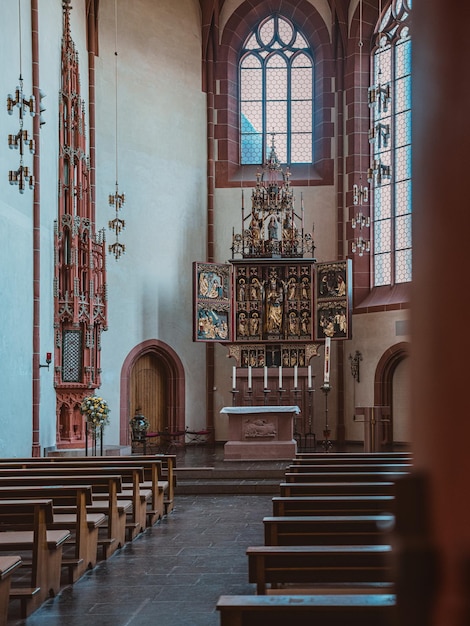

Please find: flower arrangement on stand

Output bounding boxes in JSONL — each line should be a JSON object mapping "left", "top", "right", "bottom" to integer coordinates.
{"left": 80, "top": 395, "right": 110, "bottom": 455}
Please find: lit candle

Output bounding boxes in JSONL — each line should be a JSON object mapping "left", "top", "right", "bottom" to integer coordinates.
{"left": 324, "top": 337, "right": 331, "bottom": 384}
{"left": 232, "top": 366, "right": 236, "bottom": 390}
{"left": 294, "top": 365, "right": 298, "bottom": 389}
{"left": 248, "top": 366, "right": 252, "bottom": 389}
{"left": 264, "top": 366, "right": 268, "bottom": 389}
{"left": 279, "top": 365, "right": 283, "bottom": 389}
{"left": 308, "top": 365, "right": 312, "bottom": 389}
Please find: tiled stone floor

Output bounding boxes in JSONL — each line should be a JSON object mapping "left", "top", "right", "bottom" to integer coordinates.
{"left": 7, "top": 446, "right": 276, "bottom": 626}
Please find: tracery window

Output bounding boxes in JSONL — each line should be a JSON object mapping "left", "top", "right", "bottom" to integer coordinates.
{"left": 370, "top": 0, "right": 412, "bottom": 286}
{"left": 240, "top": 15, "right": 313, "bottom": 165}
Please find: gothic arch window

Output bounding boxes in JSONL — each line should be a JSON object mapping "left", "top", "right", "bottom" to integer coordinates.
{"left": 216, "top": 1, "right": 333, "bottom": 187}
{"left": 370, "top": 1, "right": 412, "bottom": 286}
{"left": 240, "top": 15, "right": 313, "bottom": 166}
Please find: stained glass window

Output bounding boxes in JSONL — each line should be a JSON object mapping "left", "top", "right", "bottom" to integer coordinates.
{"left": 370, "top": 1, "right": 412, "bottom": 286}
{"left": 240, "top": 15, "right": 313, "bottom": 165}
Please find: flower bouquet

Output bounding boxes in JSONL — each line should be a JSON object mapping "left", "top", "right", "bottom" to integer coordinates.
{"left": 80, "top": 395, "right": 110, "bottom": 432}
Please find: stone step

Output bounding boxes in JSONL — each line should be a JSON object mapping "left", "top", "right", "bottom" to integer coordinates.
{"left": 175, "top": 467, "right": 286, "bottom": 480}
{"left": 175, "top": 480, "right": 281, "bottom": 495}
{"left": 174, "top": 466, "right": 285, "bottom": 495}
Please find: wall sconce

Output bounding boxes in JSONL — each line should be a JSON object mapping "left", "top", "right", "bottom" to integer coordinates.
{"left": 39, "top": 352, "right": 52, "bottom": 370}
{"left": 349, "top": 350, "right": 362, "bottom": 382}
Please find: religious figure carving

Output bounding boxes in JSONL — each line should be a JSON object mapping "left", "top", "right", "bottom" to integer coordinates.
{"left": 265, "top": 271, "right": 284, "bottom": 334}
{"left": 267, "top": 216, "right": 279, "bottom": 240}
{"left": 244, "top": 419, "right": 276, "bottom": 438}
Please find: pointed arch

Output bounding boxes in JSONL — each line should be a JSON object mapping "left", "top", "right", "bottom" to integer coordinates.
{"left": 119, "top": 340, "right": 185, "bottom": 445}
{"left": 374, "top": 340, "right": 410, "bottom": 446}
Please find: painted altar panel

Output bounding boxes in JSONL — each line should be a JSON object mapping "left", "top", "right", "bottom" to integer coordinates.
{"left": 314, "top": 259, "right": 352, "bottom": 340}
{"left": 193, "top": 261, "right": 232, "bottom": 342}
{"left": 232, "top": 260, "right": 315, "bottom": 343}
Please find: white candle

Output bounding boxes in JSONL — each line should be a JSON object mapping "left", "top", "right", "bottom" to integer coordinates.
{"left": 248, "top": 366, "right": 252, "bottom": 389}
{"left": 279, "top": 365, "right": 283, "bottom": 389}
{"left": 294, "top": 365, "right": 298, "bottom": 389}
{"left": 324, "top": 337, "right": 331, "bottom": 383}
{"left": 232, "top": 366, "right": 236, "bottom": 390}
{"left": 264, "top": 366, "right": 268, "bottom": 389}
{"left": 308, "top": 365, "right": 312, "bottom": 389}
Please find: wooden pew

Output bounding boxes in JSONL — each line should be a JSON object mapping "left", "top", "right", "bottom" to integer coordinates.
{"left": 246, "top": 544, "right": 393, "bottom": 595}
{"left": 0, "top": 485, "right": 104, "bottom": 583}
{"left": 0, "top": 556, "right": 22, "bottom": 626}
{"left": 272, "top": 495, "right": 396, "bottom": 516}
{"left": 263, "top": 514, "right": 395, "bottom": 546}
{"left": 47, "top": 457, "right": 170, "bottom": 521}
{"left": 0, "top": 474, "right": 127, "bottom": 559}
{"left": 1, "top": 455, "right": 173, "bottom": 520}
{"left": 284, "top": 470, "right": 409, "bottom": 483}
{"left": 216, "top": 593, "right": 396, "bottom": 626}
{"left": 64, "top": 454, "right": 177, "bottom": 515}
{"left": 0, "top": 466, "right": 147, "bottom": 541}
{"left": 288, "top": 463, "right": 412, "bottom": 473}
{"left": 294, "top": 452, "right": 411, "bottom": 463}
{"left": 279, "top": 481, "right": 396, "bottom": 497}
{"left": 0, "top": 499, "right": 70, "bottom": 617}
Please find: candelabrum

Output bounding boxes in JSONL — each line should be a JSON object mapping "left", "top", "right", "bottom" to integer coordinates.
{"left": 230, "top": 389, "right": 239, "bottom": 407}
{"left": 303, "top": 388, "right": 316, "bottom": 451}
{"left": 263, "top": 388, "right": 270, "bottom": 406}
{"left": 292, "top": 387, "right": 301, "bottom": 441}
{"left": 320, "top": 382, "right": 332, "bottom": 452}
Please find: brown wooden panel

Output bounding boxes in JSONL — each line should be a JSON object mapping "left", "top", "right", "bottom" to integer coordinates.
{"left": 130, "top": 353, "right": 167, "bottom": 433}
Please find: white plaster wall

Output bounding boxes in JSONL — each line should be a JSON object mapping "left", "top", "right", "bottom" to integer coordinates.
{"left": 342, "top": 309, "right": 411, "bottom": 443}
{"left": 95, "top": 0, "right": 208, "bottom": 441}
{"left": 0, "top": 0, "right": 65, "bottom": 456}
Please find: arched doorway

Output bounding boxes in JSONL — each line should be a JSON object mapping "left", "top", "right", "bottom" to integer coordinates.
{"left": 130, "top": 352, "right": 167, "bottom": 435}
{"left": 374, "top": 341, "right": 411, "bottom": 449}
{"left": 119, "top": 340, "right": 185, "bottom": 445}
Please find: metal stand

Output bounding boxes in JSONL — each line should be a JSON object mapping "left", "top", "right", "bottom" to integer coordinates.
{"left": 292, "top": 388, "right": 301, "bottom": 445}
{"left": 321, "top": 383, "right": 332, "bottom": 452}
{"left": 278, "top": 388, "right": 286, "bottom": 405}
{"left": 85, "top": 423, "right": 103, "bottom": 456}
{"left": 263, "top": 389, "right": 270, "bottom": 405}
{"left": 303, "top": 388, "right": 316, "bottom": 451}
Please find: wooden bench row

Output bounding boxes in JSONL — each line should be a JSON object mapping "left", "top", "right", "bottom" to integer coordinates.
{"left": 216, "top": 593, "right": 396, "bottom": 625}
{"left": 0, "top": 556, "right": 22, "bottom": 626}
{"left": 0, "top": 454, "right": 176, "bottom": 620}
{"left": 0, "top": 499, "right": 71, "bottom": 621}
{"left": 216, "top": 452, "right": 406, "bottom": 624}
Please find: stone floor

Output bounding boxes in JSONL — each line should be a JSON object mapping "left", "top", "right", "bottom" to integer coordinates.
{"left": 6, "top": 445, "right": 279, "bottom": 626}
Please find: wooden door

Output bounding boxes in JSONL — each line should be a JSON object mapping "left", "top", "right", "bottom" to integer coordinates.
{"left": 130, "top": 352, "right": 167, "bottom": 434}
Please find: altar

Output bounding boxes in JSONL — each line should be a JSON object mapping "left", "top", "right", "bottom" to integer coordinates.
{"left": 220, "top": 406, "right": 299, "bottom": 461}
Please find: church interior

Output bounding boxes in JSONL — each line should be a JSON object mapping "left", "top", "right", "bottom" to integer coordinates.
{"left": 0, "top": 0, "right": 469, "bottom": 624}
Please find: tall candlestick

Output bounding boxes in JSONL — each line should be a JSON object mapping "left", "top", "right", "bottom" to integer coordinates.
{"left": 279, "top": 365, "right": 283, "bottom": 389}
{"left": 308, "top": 364, "right": 312, "bottom": 389}
{"left": 232, "top": 366, "right": 236, "bottom": 390}
{"left": 294, "top": 365, "right": 298, "bottom": 389}
{"left": 324, "top": 337, "right": 331, "bottom": 384}
{"left": 248, "top": 365, "right": 252, "bottom": 389}
{"left": 264, "top": 366, "right": 268, "bottom": 389}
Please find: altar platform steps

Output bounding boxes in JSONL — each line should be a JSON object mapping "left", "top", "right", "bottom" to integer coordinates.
{"left": 174, "top": 465, "right": 288, "bottom": 495}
